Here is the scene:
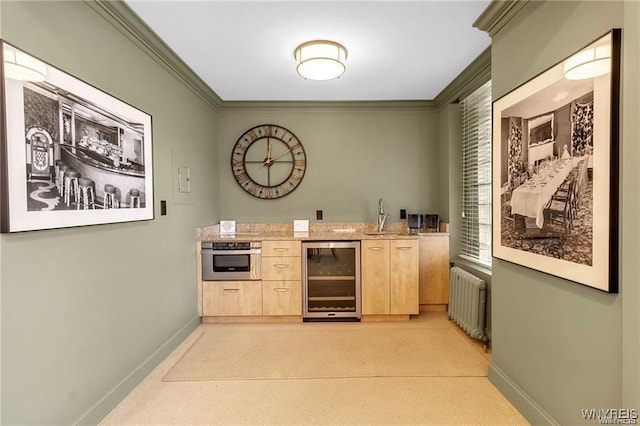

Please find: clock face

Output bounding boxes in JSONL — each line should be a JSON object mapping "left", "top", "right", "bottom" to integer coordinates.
{"left": 231, "top": 124, "right": 307, "bottom": 199}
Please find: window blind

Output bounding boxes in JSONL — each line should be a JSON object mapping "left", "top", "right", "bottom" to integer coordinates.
{"left": 460, "top": 81, "right": 492, "bottom": 266}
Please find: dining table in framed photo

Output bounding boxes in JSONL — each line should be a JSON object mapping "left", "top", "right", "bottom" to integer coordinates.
{"left": 1, "top": 40, "right": 154, "bottom": 233}
{"left": 492, "top": 29, "right": 621, "bottom": 293}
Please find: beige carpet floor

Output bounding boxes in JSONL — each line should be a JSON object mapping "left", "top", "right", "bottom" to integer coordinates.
{"left": 100, "top": 312, "right": 529, "bottom": 425}
{"left": 164, "top": 323, "right": 488, "bottom": 381}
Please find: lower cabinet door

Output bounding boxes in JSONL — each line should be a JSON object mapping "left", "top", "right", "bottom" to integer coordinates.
{"left": 263, "top": 280, "right": 302, "bottom": 316}
{"left": 202, "top": 281, "right": 262, "bottom": 316}
{"left": 390, "top": 240, "right": 419, "bottom": 314}
{"left": 361, "top": 240, "right": 391, "bottom": 315}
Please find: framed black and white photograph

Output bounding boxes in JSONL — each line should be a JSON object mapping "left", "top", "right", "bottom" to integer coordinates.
{"left": 492, "top": 29, "right": 620, "bottom": 293}
{"left": 1, "top": 40, "right": 153, "bottom": 232}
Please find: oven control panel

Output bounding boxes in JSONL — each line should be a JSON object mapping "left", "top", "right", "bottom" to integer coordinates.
{"left": 202, "top": 241, "right": 261, "bottom": 250}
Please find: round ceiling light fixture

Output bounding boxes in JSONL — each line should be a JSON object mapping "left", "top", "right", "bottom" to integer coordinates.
{"left": 294, "top": 40, "right": 347, "bottom": 81}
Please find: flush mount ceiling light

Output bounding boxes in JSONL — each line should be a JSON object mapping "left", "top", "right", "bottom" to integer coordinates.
{"left": 294, "top": 40, "right": 347, "bottom": 81}
{"left": 2, "top": 44, "right": 48, "bottom": 82}
{"left": 563, "top": 44, "right": 611, "bottom": 80}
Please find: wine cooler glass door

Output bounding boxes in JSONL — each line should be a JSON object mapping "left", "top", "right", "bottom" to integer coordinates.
{"left": 302, "top": 241, "right": 361, "bottom": 320}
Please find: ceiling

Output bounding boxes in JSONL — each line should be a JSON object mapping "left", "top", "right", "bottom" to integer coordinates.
{"left": 125, "top": 1, "right": 491, "bottom": 102}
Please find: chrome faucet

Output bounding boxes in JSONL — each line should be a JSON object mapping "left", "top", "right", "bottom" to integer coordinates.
{"left": 378, "top": 198, "right": 388, "bottom": 232}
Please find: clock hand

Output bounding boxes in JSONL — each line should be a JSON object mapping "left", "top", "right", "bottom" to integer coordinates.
{"left": 261, "top": 138, "right": 273, "bottom": 166}
{"left": 267, "top": 143, "right": 302, "bottom": 164}
{"left": 267, "top": 138, "right": 272, "bottom": 162}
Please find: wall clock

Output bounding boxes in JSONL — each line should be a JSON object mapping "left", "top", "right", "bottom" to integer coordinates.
{"left": 231, "top": 124, "right": 307, "bottom": 199}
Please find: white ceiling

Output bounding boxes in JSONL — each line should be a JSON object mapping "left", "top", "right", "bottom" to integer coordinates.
{"left": 125, "top": 1, "right": 491, "bottom": 102}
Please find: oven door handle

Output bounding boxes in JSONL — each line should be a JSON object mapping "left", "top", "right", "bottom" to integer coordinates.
{"left": 203, "top": 249, "right": 262, "bottom": 255}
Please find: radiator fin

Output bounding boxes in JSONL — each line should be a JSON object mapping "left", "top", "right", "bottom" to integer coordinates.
{"left": 448, "top": 267, "right": 487, "bottom": 341}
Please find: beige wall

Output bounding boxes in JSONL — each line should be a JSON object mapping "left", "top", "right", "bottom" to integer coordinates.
{"left": 0, "top": 2, "right": 219, "bottom": 424}
{"left": 0, "top": 3, "right": 446, "bottom": 423}
{"left": 218, "top": 105, "right": 439, "bottom": 223}
{"left": 622, "top": 1, "right": 640, "bottom": 411}
{"left": 488, "top": 1, "right": 639, "bottom": 423}
{"left": 10, "top": 2, "right": 635, "bottom": 425}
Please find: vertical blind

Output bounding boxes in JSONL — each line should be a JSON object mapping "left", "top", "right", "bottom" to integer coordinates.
{"left": 460, "top": 81, "right": 492, "bottom": 266}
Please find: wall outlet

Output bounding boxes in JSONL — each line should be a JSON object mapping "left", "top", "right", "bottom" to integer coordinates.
{"left": 160, "top": 200, "right": 167, "bottom": 216}
{"left": 400, "top": 209, "right": 407, "bottom": 219}
{"left": 316, "top": 210, "right": 323, "bottom": 220}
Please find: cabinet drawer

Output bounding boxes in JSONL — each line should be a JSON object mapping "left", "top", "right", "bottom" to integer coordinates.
{"left": 390, "top": 239, "right": 419, "bottom": 252}
{"left": 262, "top": 240, "right": 301, "bottom": 257}
{"left": 202, "top": 281, "right": 262, "bottom": 316}
{"left": 263, "top": 281, "right": 302, "bottom": 316}
{"left": 262, "top": 257, "right": 301, "bottom": 281}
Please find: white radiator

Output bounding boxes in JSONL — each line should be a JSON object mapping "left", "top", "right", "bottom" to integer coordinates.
{"left": 448, "top": 266, "right": 487, "bottom": 341}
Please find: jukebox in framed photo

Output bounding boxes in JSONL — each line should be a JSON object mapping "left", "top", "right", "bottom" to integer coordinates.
{"left": 1, "top": 40, "right": 154, "bottom": 232}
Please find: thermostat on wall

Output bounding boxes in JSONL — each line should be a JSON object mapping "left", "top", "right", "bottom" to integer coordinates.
{"left": 220, "top": 220, "right": 236, "bottom": 235}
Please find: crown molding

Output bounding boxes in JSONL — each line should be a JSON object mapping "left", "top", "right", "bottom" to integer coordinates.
{"left": 220, "top": 100, "right": 436, "bottom": 113}
{"left": 84, "top": 0, "right": 476, "bottom": 113}
{"left": 433, "top": 47, "right": 491, "bottom": 109}
{"left": 85, "top": 0, "right": 223, "bottom": 111}
{"left": 473, "top": 0, "right": 529, "bottom": 37}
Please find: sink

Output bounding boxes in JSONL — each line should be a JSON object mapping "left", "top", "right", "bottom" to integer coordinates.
{"left": 363, "top": 231, "right": 398, "bottom": 236}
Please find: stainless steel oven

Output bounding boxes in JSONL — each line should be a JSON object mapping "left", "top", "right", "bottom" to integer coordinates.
{"left": 201, "top": 241, "right": 262, "bottom": 281}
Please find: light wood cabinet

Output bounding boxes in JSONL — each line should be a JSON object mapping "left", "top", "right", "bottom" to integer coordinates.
{"left": 197, "top": 234, "right": 441, "bottom": 321}
{"left": 390, "top": 240, "right": 419, "bottom": 314}
{"left": 262, "top": 240, "right": 302, "bottom": 316}
{"left": 202, "top": 281, "right": 262, "bottom": 316}
{"left": 361, "top": 239, "right": 419, "bottom": 317}
{"left": 262, "top": 256, "right": 301, "bottom": 281}
{"left": 262, "top": 281, "right": 302, "bottom": 316}
{"left": 419, "top": 234, "right": 450, "bottom": 311}
{"left": 262, "top": 240, "right": 301, "bottom": 257}
{"left": 361, "top": 240, "right": 390, "bottom": 314}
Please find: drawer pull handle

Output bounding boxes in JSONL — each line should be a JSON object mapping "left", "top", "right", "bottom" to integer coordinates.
{"left": 274, "top": 264, "right": 290, "bottom": 269}
{"left": 223, "top": 288, "right": 240, "bottom": 292}
{"left": 274, "top": 288, "right": 289, "bottom": 292}
{"left": 396, "top": 246, "right": 412, "bottom": 250}
{"left": 368, "top": 247, "right": 383, "bottom": 251}
{"left": 274, "top": 247, "right": 289, "bottom": 252}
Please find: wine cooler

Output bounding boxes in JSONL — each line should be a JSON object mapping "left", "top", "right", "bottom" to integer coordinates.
{"left": 302, "top": 241, "right": 361, "bottom": 321}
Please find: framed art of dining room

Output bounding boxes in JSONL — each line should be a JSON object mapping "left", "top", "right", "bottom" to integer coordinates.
{"left": 1, "top": 40, "right": 154, "bottom": 233}
{"left": 492, "top": 29, "right": 621, "bottom": 293}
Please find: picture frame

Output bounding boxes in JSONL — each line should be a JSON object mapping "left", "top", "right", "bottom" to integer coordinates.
{"left": 1, "top": 40, "right": 154, "bottom": 232}
{"left": 492, "top": 29, "right": 620, "bottom": 293}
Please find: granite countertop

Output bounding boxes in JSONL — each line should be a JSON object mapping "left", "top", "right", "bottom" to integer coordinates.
{"left": 196, "top": 222, "right": 449, "bottom": 242}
